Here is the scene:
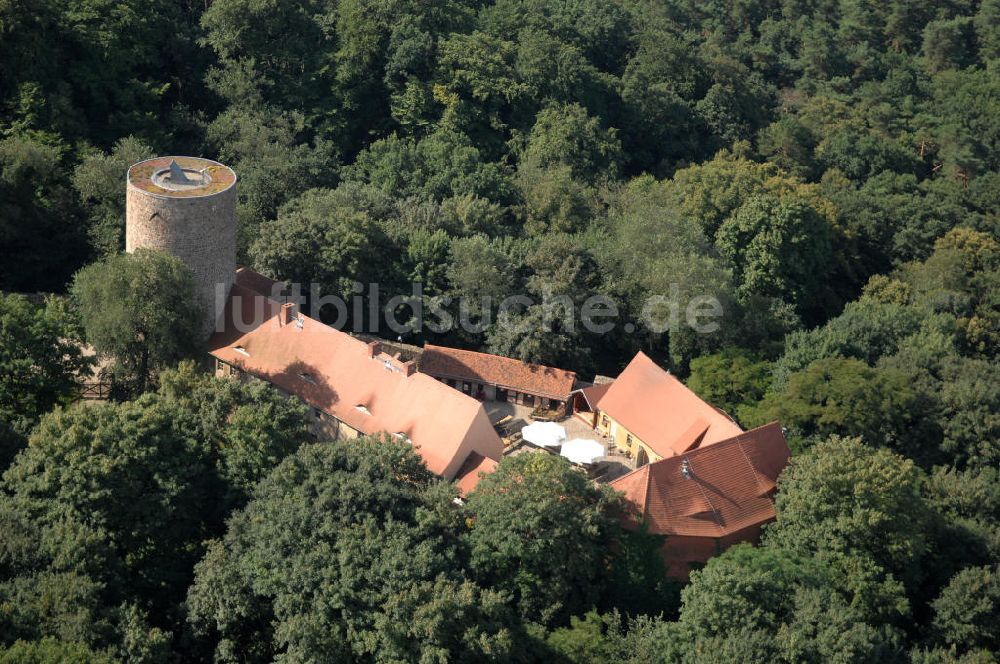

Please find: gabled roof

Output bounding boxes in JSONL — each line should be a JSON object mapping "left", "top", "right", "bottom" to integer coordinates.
{"left": 208, "top": 283, "right": 503, "bottom": 479}
{"left": 420, "top": 344, "right": 577, "bottom": 400}
{"left": 610, "top": 422, "right": 790, "bottom": 537}
{"left": 571, "top": 382, "right": 614, "bottom": 410}
{"left": 235, "top": 267, "right": 285, "bottom": 298}
{"left": 454, "top": 452, "right": 499, "bottom": 496}
{"left": 598, "top": 352, "right": 743, "bottom": 457}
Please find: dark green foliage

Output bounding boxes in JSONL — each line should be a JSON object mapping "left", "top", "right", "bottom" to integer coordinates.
{"left": 687, "top": 347, "right": 772, "bottom": 421}
{"left": 0, "top": 637, "right": 117, "bottom": 664}
{"left": 250, "top": 187, "right": 392, "bottom": 303}
{"left": 464, "top": 453, "right": 623, "bottom": 625}
{"left": 4, "top": 0, "right": 1000, "bottom": 658}
{"left": 932, "top": 566, "right": 1000, "bottom": 654}
{"left": 72, "top": 137, "right": 155, "bottom": 258}
{"left": 187, "top": 438, "right": 522, "bottom": 663}
{"left": 0, "top": 135, "right": 86, "bottom": 291}
{"left": 746, "top": 357, "right": 929, "bottom": 459}
{"left": 156, "top": 362, "right": 310, "bottom": 510}
{"left": 765, "top": 436, "right": 929, "bottom": 593}
{"left": 71, "top": 250, "right": 203, "bottom": 396}
{"left": 543, "top": 610, "right": 618, "bottom": 663}
{"left": 0, "top": 294, "right": 92, "bottom": 465}
{"left": 0, "top": 367, "right": 308, "bottom": 657}
{"left": 2, "top": 400, "right": 216, "bottom": 614}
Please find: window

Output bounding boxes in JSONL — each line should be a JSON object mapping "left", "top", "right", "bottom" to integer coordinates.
{"left": 626, "top": 434, "right": 633, "bottom": 446}
{"left": 234, "top": 345, "right": 249, "bottom": 356}
{"left": 601, "top": 415, "right": 609, "bottom": 427}
{"left": 354, "top": 404, "right": 371, "bottom": 415}
{"left": 314, "top": 408, "right": 322, "bottom": 420}
{"left": 298, "top": 372, "right": 315, "bottom": 384}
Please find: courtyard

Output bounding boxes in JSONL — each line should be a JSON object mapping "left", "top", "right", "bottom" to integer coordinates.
{"left": 483, "top": 399, "right": 635, "bottom": 482}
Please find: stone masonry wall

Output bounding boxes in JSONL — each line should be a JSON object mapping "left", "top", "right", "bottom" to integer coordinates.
{"left": 126, "top": 181, "right": 236, "bottom": 338}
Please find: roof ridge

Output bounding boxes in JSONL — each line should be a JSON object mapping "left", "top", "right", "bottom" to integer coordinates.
{"left": 642, "top": 464, "right": 652, "bottom": 517}
{"left": 686, "top": 455, "right": 725, "bottom": 536}
{"left": 425, "top": 343, "right": 575, "bottom": 375}
{"left": 734, "top": 434, "right": 764, "bottom": 489}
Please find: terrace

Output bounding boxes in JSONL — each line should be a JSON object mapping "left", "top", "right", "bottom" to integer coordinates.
{"left": 483, "top": 400, "right": 634, "bottom": 482}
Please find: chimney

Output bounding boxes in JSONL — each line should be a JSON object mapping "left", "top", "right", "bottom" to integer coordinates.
{"left": 367, "top": 340, "right": 381, "bottom": 358}
{"left": 280, "top": 302, "right": 295, "bottom": 326}
{"left": 401, "top": 360, "right": 416, "bottom": 376}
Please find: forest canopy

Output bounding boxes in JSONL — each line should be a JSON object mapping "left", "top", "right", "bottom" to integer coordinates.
{"left": 2, "top": 0, "right": 1000, "bottom": 661}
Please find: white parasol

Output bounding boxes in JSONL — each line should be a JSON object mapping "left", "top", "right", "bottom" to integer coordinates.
{"left": 560, "top": 438, "right": 606, "bottom": 464}
{"left": 521, "top": 421, "right": 567, "bottom": 448}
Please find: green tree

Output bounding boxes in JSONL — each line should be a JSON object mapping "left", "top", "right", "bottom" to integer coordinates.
{"left": 1, "top": 399, "right": 215, "bottom": 616}
{"left": 677, "top": 545, "right": 904, "bottom": 662}
{"left": 250, "top": 188, "right": 391, "bottom": 306}
{"left": 0, "top": 294, "right": 92, "bottom": 466}
{"left": 772, "top": 299, "right": 927, "bottom": 389}
{"left": 687, "top": 348, "right": 772, "bottom": 421}
{"left": 71, "top": 250, "right": 203, "bottom": 395}
{"left": 522, "top": 103, "right": 623, "bottom": 183}
{"left": 156, "top": 362, "right": 309, "bottom": 509}
{"left": 518, "top": 160, "right": 596, "bottom": 235}
{"left": 345, "top": 128, "right": 515, "bottom": 205}
{"left": 0, "top": 134, "right": 85, "bottom": 291}
{"left": 715, "top": 194, "right": 835, "bottom": 318}
{"left": 72, "top": 136, "right": 155, "bottom": 258}
{"left": 463, "top": 453, "right": 622, "bottom": 626}
{"left": 932, "top": 566, "right": 1000, "bottom": 654}
{"left": 924, "top": 466, "right": 1000, "bottom": 561}
{"left": 206, "top": 106, "right": 337, "bottom": 250}
{"left": 544, "top": 610, "right": 617, "bottom": 663}
{"left": 606, "top": 175, "right": 734, "bottom": 369}
{"left": 0, "top": 638, "right": 117, "bottom": 664}
{"left": 765, "top": 436, "right": 930, "bottom": 592}
{"left": 922, "top": 17, "right": 975, "bottom": 74}
{"left": 746, "top": 357, "right": 929, "bottom": 460}
{"left": 187, "top": 438, "right": 521, "bottom": 663}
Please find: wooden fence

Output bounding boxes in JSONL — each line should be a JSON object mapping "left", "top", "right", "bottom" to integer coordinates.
{"left": 80, "top": 382, "right": 112, "bottom": 400}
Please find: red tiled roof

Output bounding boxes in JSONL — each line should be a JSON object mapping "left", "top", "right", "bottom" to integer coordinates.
{"left": 235, "top": 267, "right": 285, "bottom": 298}
{"left": 610, "top": 422, "right": 790, "bottom": 537}
{"left": 572, "top": 382, "right": 613, "bottom": 409}
{"left": 420, "top": 344, "right": 577, "bottom": 400}
{"left": 598, "top": 352, "right": 743, "bottom": 457}
{"left": 208, "top": 284, "right": 503, "bottom": 479}
{"left": 454, "top": 452, "right": 499, "bottom": 495}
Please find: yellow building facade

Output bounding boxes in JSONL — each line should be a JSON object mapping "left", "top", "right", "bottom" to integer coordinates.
{"left": 595, "top": 410, "right": 662, "bottom": 467}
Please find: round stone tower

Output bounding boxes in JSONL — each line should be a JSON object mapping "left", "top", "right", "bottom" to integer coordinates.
{"left": 126, "top": 156, "right": 237, "bottom": 338}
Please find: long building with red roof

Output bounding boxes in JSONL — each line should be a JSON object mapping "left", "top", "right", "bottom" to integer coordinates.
{"left": 610, "top": 421, "right": 790, "bottom": 578}
{"left": 208, "top": 271, "right": 504, "bottom": 486}
{"left": 420, "top": 343, "right": 577, "bottom": 413}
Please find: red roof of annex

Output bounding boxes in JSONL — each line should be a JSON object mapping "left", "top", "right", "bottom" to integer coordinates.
{"left": 420, "top": 344, "right": 577, "bottom": 400}
{"left": 610, "top": 422, "right": 789, "bottom": 537}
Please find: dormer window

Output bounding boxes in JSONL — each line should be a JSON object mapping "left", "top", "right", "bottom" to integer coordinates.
{"left": 393, "top": 432, "right": 411, "bottom": 444}
{"left": 355, "top": 404, "right": 371, "bottom": 415}
{"left": 298, "top": 372, "right": 315, "bottom": 384}
{"left": 234, "top": 345, "right": 249, "bottom": 356}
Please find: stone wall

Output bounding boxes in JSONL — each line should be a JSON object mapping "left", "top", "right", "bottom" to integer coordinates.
{"left": 126, "top": 178, "right": 236, "bottom": 338}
